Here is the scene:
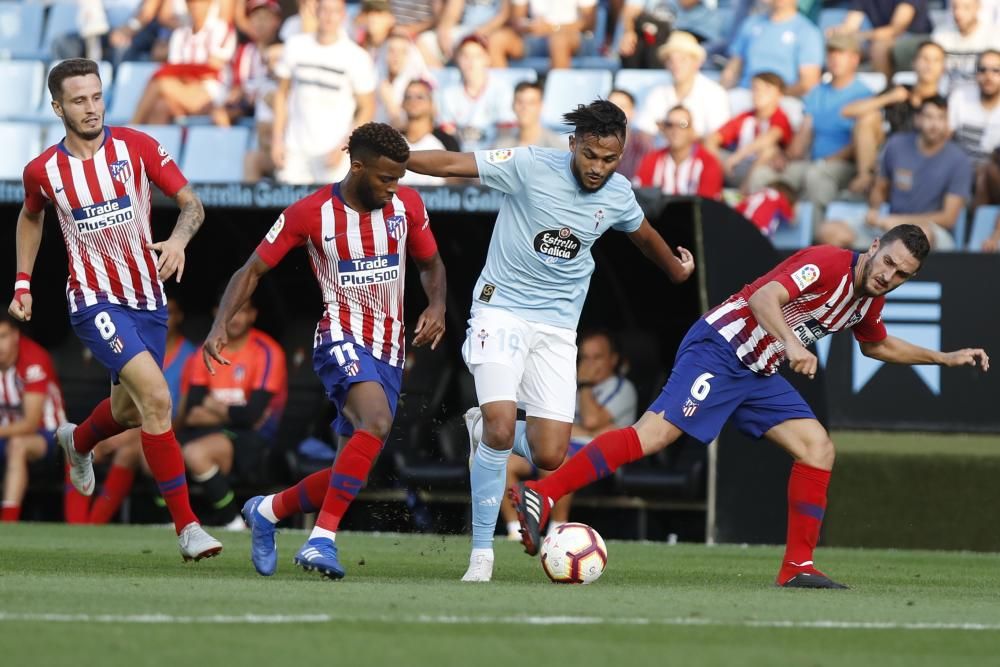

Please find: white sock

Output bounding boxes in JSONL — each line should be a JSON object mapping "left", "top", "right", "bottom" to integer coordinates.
{"left": 309, "top": 526, "right": 337, "bottom": 542}
{"left": 192, "top": 464, "right": 220, "bottom": 483}
{"left": 257, "top": 494, "right": 278, "bottom": 524}
{"left": 506, "top": 520, "right": 520, "bottom": 537}
{"left": 471, "top": 547, "right": 494, "bottom": 560}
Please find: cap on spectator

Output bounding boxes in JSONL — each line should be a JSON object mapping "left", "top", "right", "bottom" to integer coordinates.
{"left": 361, "top": 0, "right": 391, "bottom": 12}
{"left": 657, "top": 31, "right": 706, "bottom": 64}
{"left": 457, "top": 33, "right": 489, "bottom": 52}
{"left": 246, "top": 0, "right": 281, "bottom": 13}
{"left": 826, "top": 33, "right": 862, "bottom": 54}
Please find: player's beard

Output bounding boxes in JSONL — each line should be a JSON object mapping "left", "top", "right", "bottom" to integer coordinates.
{"left": 570, "top": 160, "right": 610, "bottom": 193}
{"left": 66, "top": 113, "right": 104, "bottom": 141}
{"left": 356, "top": 177, "right": 385, "bottom": 211}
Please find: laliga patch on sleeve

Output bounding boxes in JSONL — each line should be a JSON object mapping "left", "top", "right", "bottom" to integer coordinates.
{"left": 485, "top": 149, "right": 513, "bottom": 164}
{"left": 265, "top": 214, "right": 285, "bottom": 243}
{"left": 25, "top": 364, "right": 46, "bottom": 383}
{"left": 790, "top": 264, "right": 820, "bottom": 291}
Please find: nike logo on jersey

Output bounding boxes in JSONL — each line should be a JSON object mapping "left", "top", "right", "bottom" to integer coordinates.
{"left": 55, "top": 186, "right": 64, "bottom": 193}
{"left": 324, "top": 235, "right": 337, "bottom": 242}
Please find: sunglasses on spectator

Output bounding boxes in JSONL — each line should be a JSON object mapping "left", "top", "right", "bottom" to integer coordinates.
{"left": 977, "top": 66, "right": 1000, "bottom": 75}
{"left": 659, "top": 120, "right": 690, "bottom": 129}
{"left": 404, "top": 93, "right": 430, "bottom": 100}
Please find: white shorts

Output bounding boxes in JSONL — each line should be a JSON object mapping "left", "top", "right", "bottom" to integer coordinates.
{"left": 461, "top": 305, "right": 577, "bottom": 423}
{"left": 277, "top": 147, "right": 350, "bottom": 185}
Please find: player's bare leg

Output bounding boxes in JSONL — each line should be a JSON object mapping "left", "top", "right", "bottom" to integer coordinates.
{"left": 117, "top": 352, "right": 221, "bottom": 560}
{"left": 763, "top": 418, "right": 847, "bottom": 589}
{"left": 1, "top": 434, "right": 48, "bottom": 521}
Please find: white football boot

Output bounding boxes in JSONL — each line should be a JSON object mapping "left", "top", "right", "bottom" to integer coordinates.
{"left": 56, "top": 423, "right": 95, "bottom": 496}
{"left": 461, "top": 550, "right": 494, "bottom": 582}
{"left": 178, "top": 522, "right": 223, "bottom": 562}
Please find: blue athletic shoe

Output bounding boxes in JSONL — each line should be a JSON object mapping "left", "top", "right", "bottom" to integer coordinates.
{"left": 242, "top": 495, "right": 277, "bottom": 576}
{"left": 293, "top": 537, "right": 345, "bottom": 580}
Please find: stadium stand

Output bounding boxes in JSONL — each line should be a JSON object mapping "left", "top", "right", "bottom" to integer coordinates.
{"left": 541, "top": 69, "right": 613, "bottom": 129}
{"left": 180, "top": 125, "right": 251, "bottom": 183}
{"left": 771, "top": 201, "right": 814, "bottom": 250}
{"left": 0, "top": 121, "right": 42, "bottom": 180}
{"left": 967, "top": 205, "right": 998, "bottom": 251}
{"left": 0, "top": 60, "right": 45, "bottom": 120}
{"left": 40, "top": 1, "right": 78, "bottom": 57}
{"left": 106, "top": 61, "right": 159, "bottom": 125}
{"left": 614, "top": 69, "right": 672, "bottom": 114}
{"left": 127, "top": 123, "right": 184, "bottom": 161}
{"left": 0, "top": 1, "right": 44, "bottom": 59}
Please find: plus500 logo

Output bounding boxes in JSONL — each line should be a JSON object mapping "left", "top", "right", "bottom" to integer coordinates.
{"left": 72, "top": 195, "right": 134, "bottom": 233}
{"left": 337, "top": 254, "right": 400, "bottom": 286}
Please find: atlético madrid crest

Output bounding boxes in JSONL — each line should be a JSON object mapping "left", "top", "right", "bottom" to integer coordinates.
{"left": 385, "top": 215, "right": 405, "bottom": 240}
{"left": 110, "top": 160, "right": 132, "bottom": 185}
{"left": 341, "top": 360, "right": 360, "bottom": 377}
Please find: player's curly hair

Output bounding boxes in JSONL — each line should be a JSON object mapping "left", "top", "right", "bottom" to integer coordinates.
{"left": 48, "top": 58, "right": 100, "bottom": 102}
{"left": 562, "top": 99, "right": 627, "bottom": 142}
{"left": 880, "top": 224, "right": 931, "bottom": 264}
{"left": 348, "top": 122, "right": 410, "bottom": 165}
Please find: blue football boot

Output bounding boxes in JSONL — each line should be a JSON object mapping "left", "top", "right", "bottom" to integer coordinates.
{"left": 242, "top": 495, "right": 277, "bottom": 576}
{"left": 293, "top": 537, "right": 346, "bottom": 580}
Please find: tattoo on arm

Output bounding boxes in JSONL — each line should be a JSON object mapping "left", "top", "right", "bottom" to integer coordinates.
{"left": 172, "top": 186, "right": 205, "bottom": 244}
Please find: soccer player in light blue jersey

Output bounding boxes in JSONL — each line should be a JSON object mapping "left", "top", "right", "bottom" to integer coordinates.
{"left": 407, "top": 100, "right": 696, "bottom": 581}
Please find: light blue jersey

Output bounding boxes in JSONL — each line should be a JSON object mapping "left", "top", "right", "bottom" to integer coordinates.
{"left": 472, "top": 147, "right": 645, "bottom": 329}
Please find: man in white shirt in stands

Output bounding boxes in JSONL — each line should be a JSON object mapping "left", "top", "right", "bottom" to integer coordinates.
{"left": 949, "top": 49, "right": 1000, "bottom": 163}
{"left": 495, "top": 80, "right": 566, "bottom": 149}
{"left": 400, "top": 79, "right": 460, "bottom": 185}
{"left": 933, "top": 0, "right": 1000, "bottom": 90}
{"left": 635, "top": 31, "right": 730, "bottom": 139}
{"left": 271, "top": 0, "right": 376, "bottom": 185}
{"left": 486, "top": 0, "right": 597, "bottom": 69}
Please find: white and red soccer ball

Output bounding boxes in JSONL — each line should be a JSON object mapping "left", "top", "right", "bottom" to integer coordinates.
{"left": 540, "top": 522, "right": 608, "bottom": 584}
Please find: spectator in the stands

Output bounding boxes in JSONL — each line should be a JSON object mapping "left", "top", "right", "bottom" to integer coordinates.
{"left": 281, "top": 0, "right": 318, "bottom": 39}
{"left": 843, "top": 40, "right": 946, "bottom": 178}
{"left": 633, "top": 105, "right": 724, "bottom": 199}
{"left": 827, "top": 0, "right": 933, "bottom": 78}
{"left": 400, "top": 79, "right": 461, "bottom": 185}
{"left": 933, "top": 0, "right": 1000, "bottom": 89}
{"left": 271, "top": 0, "right": 376, "bottom": 185}
{"left": 375, "top": 32, "right": 432, "bottom": 128}
{"left": 418, "top": 0, "right": 512, "bottom": 68}
{"left": 495, "top": 80, "right": 566, "bottom": 149}
{"left": 735, "top": 181, "right": 798, "bottom": 237}
{"left": 817, "top": 96, "right": 972, "bottom": 250}
{"left": 131, "top": 0, "right": 237, "bottom": 125}
{"left": 979, "top": 183, "right": 1000, "bottom": 250}
{"left": 704, "top": 71, "right": 793, "bottom": 190}
{"left": 388, "top": 0, "right": 440, "bottom": 40}
{"left": 618, "top": 0, "right": 720, "bottom": 69}
{"left": 950, "top": 50, "right": 1000, "bottom": 162}
{"left": 635, "top": 31, "right": 730, "bottom": 138}
{"left": 608, "top": 89, "right": 655, "bottom": 181}
{"left": 354, "top": 0, "right": 398, "bottom": 51}
{"left": 747, "top": 34, "right": 873, "bottom": 221}
{"left": 438, "top": 34, "right": 515, "bottom": 151}
{"left": 0, "top": 314, "right": 66, "bottom": 523}
{"left": 721, "top": 0, "right": 823, "bottom": 97}
{"left": 180, "top": 297, "right": 287, "bottom": 527}
{"left": 214, "top": 0, "right": 282, "bottom": 128}
{"left": 486, "top": 0, "right": 597, "bottom": 69}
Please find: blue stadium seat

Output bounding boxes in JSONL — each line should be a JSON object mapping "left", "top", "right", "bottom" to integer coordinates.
{"left": 40, "top": 2, "right": 79, "bottom": 57}
{"left": 780, "top": 95, "right": 805, "bottom": 130}
{"left": 126, "top": 124, "right": 184, "bottom": 161}
{"left": 951, "top": 207, "right": 968, "bottom": 249}
{"left": 106, "top": 61, "right": 159, "bottom": 124}
{"left": 0, "top": 2, "right": 44, "bottom": 59}
{"left": 430, "top": 67, "right": 460, "bottom": 90}
{"left": 0, "top": 60, "right": 45, "bottom": 120}
{"left": 571, "top": 55, "right": 620, "bottom": 71}
{"left": 772, "top": 201, "right": 814, "bottom": 250}
{"left": 489, "top": 67, "right": 537, "bottom": 89}
{"left": 38, "top": 60, "right": 114, "bottom": 115}
{"left": 967, "top": 205, "right": 999, "bottom": 251}
{"left": 541, "top": 69, "right": 614, "bottom": 128}
{"left": 727, "top": 87, "right": 752, "bottom": 116}
{"left": 181, "top": 125, "right": 250, "bottom": 182}
{"left": 42, "top": 121, "right": 65, "bottom": 148}
{"left": 615, "top": 69, "right": 672, "bottom": 112}
{"left": 857, "top": 72, "right": 887, "bottom": 94}
{"left": 824, "top": 200, "right": 869, "bottom": 225}
{"left": 819, "top": 8, "right": 852, "bottom": 33}
{"left": 0, "top": 122, "right": 42, "bottom": 180}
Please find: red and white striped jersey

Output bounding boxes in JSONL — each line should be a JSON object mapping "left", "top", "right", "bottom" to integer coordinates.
{"left": 255, "top": 184, "right": 438, "bottom": 367}
{"left": 633, "top": 144, "right": 724, "bottom": 200}
{"left": 736, "top": 187, "right": 794, "bottom": 236}
{"left": 22, "top": 127, "right": 188, "bottom": 313}
{"left": 704, "top": 246, "right": 888, "bottom": 376}
{"left": 167, "top": 0, "right": 236, "bottom": 66}
{"left": 0, "top": 335, "right": 66, "bottom": 433}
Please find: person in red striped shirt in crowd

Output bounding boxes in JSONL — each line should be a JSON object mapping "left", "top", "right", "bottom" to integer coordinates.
{"left": 180, "top": 294, "right": 287, "bottom": 527}
{"left": 736, "top": 181, "right": 798, "bottom": 237}
{"left": 213, "top": 0, "right": 283, "bottom": 130}
{"left": 704, "top": 72, "right": 794, "bottom": 191}
{"left": 0, "top": 313, "right": 67, "bottom": 522}
{"left": 633, "top": 105, "right": 723, "bottom": 200}
{"left": 132, "top": 0, "right": 237, "bottom": 125}
{"left": 203, "top": 122, "right": 447, "bottom": 579}
{"left": 11, "top": 58, "right": 221, "bottom": 560}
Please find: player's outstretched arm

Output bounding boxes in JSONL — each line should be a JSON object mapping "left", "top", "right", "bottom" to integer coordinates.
{"left": 202, "top": 253, "right": 271, "bottom": 374}
{"left": 407, "top": 150, "right": 480, "bottom": 179}
{"left": 626, "top": 219, "right": 695, "bottom": 284}
{"left": 147, "top": 185, "right": 205, "bottom": 283}
{"left": 860, "top": 336, "right": 990, "bottom": 371}
{"left": 7, "top": 205, "right": 44, "bottom": 322}
{"left": 411, "top": 251, "right": 447, "bottom": 350}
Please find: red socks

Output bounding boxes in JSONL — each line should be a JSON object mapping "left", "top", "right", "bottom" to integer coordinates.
{"left": 73, "top": 398, "right": 127, "bottom": 454}
{"left": 1, "top": 504, "right": 20, "bottom": 522}
{"left": 778, "top": 462, "right": 832, "bottom": 584}
{"left": 315, "top": 430, "right": 383, "bottom": 532}
{"left": 64, "top": 467, "right": 90, "bottom": 523}
{"left": 532, "top": 426, "right": 644, "bottom": 502}
{"left": 273, "top": 468, "right": 332, "bottom": 520}
{"left": 141, "top": 429, "right": 198, "bottom": 534}
{"left": 89, "top": 464, "right": 136, "bottom": 524}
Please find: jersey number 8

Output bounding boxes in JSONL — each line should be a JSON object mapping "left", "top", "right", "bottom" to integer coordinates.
{"left": 95, "top": 312, "right": 117, "bottom": 341}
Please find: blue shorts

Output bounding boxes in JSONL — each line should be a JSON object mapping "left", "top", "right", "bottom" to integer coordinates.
{"left": 313, "top": 340, "right": 403, "bottom": 437}
{"left": 70, "top": 304, "right": 167, "bottom": 384}
{"left": 0, "top": 429, "right": 58, "bottom": 460}
{"left": 648, "top": 319, "right": 816, "bottom": 445}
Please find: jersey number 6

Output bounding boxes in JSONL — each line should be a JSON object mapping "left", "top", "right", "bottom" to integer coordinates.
{"left": 690, "top": 372, "right": 714, "bottom": 401}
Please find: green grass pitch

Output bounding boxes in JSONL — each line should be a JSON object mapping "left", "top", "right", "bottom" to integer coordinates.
{"left": 2, "top": 524, "right": 999, "bottom": 666}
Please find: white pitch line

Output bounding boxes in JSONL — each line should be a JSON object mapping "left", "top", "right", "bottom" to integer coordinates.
{"left": 1, "top": 611, "right": 999, "bottom": 631}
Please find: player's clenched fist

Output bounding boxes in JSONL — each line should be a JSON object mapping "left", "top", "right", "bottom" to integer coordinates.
{"left": 7, "top": 293, "right": 32, "bottom": 322}
{"left": 785, "top": 342, "right": 818, "bottom": 379}
{"left": 942, "top": 348, "right": 990, "bottom": 372}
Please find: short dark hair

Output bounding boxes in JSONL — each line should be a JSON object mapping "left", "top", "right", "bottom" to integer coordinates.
{"left": 609, "top": 88, "right": 636, "bottom": 107}
{"left": 406, "top": 78, "right": 433, "bottom": 94}
{"left": 347, "top": 122, "right": 410, "bottom": 165}
{"left": 0, "top": 310, "right": 20, "bottom": 330}
{"left": 918, "top": 94, "right": 948, "bottom": 113}
{"left": 751, "top": 71, "right": 785, "bottom": 93}
{"left": 579, "top": 328, "right": 619, "bottom": 355}
{"left": 514, "top": 80, "right": 544, "bottom": 96}
{"left": 916, "top": 40, "right": 946, "bottom": 59}
{"left": 977, "top": 49, "right": 1000, "bottom": 68}
{"left": 880, "top": 224, "right": 931, "bottom": 265}
{"left": 562, "top": 99, "right": 627, "bottom": 141}
{"left": 767, "top": 180, "right": 798, "bottom": 206}
{"left": 48, "top": 58, "right": 101, "bottom": 101}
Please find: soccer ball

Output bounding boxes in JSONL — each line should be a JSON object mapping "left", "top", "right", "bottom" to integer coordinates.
{"left": 539, "top": 522, "right": 608, "bottom": 584}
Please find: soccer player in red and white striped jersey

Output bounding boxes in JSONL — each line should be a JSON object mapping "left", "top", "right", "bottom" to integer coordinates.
{"left": 203, "top": 122, "right": 447, "bottom": 578}
{"left": 7, "top": 58, "right": 222, "bottom": 560}
{"left": 513, "top": 225, "right": 990, "bottom": 589}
